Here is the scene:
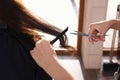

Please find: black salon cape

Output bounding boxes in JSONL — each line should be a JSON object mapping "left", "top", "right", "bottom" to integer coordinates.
{"left": 0, "top": 24, "right": 52, "bottom": 80}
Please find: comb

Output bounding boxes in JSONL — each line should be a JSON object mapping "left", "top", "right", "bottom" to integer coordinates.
{"left": 50, "top": 27, "right": 68, "bottom": 44}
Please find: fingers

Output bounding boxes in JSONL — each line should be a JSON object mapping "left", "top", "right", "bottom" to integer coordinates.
{"left": 30, "top": 50, "right": 40, "bottom": 65}
{"left": 88, "top": 24, "right": 98, "bottom": 43}
{"left": 36, "top": 38, "right": 51, "bottom": 47}
{"left": 88, "top": 34, "right": 105, "bottom": 44}
{"left": 30, "top": 39, "right": 57, "bottom": 68}
{"left": 88, "top": 24, "right": 105, "bottom": 43}
{"left": 30, "top": 38, "right": 56, "bottom": 58}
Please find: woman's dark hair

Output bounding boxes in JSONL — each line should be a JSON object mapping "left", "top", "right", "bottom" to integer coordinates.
{"left": 0, "top": 0, "right": 75, "bottom": 52}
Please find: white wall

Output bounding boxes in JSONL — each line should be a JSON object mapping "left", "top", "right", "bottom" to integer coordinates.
{"left": 81, "top": 0, "right": 108, "bottom": 69}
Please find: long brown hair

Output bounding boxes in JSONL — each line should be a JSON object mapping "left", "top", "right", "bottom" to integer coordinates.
{"left": 0, "top": 0, "right": 74, "bottom": 49}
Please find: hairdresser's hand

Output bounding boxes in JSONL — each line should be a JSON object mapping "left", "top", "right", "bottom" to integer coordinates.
{"left": 88, "top": 20, "right": 110, "bottom": 43}
{"left": 30, "top": 38, "right": 57, "bottom": 68}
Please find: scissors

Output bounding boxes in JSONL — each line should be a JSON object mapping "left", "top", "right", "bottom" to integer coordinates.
{"left": 70, "top": 31, "right": 107, "bottom": 37}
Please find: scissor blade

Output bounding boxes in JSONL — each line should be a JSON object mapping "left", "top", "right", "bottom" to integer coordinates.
{"left": 70, "top": 32, "right": 89, "bottom": 36}
{"left": 72, "top": 31, "right": 108, "bottom": 37}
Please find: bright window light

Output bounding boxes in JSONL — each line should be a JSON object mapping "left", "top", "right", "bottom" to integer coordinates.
{"left": 23, "top": 0, "right": 80, "bottom": 48}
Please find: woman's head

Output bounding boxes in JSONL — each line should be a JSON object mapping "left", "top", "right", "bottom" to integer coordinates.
{"left": 0, "top": 0, "right": 60, "bottom": 34}
{"left": 0, "top": 0, "right": 21, "bottom": 26}
{"left": 0, "top": 0, "right": 75, "bottom": 52}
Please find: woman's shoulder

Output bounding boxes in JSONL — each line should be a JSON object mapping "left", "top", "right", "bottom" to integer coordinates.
{"left": 0, "top": 23, "right": 35, "bottom": 50}
{"left": 0, "top": 24, "right": 16, "bottom": 45}
{"left": 0, "top": 23, "right": 10, "bottom": 39}
{"left": 0, "top": 23, "right": 8, "bottom": 32}
{"left": 0, "top": 23, "right": 23, "bottom": 49}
